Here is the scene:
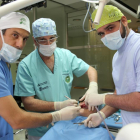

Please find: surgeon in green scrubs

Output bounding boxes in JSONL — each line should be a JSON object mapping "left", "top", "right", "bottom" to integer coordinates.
{"left": 14, "top": 18, "right": 98, "bottom": 140}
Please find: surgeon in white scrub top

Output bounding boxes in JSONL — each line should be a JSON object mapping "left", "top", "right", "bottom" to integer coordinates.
{"left": 14, "top": 18, "right": 98, "bottom": 140}
{"left": 80, "top": 5, "right": 140, "bottom": 128}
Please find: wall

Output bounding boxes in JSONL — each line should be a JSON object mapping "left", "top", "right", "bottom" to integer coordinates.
{"left": 11, "top": 6, "right": 67, "bottom": 84}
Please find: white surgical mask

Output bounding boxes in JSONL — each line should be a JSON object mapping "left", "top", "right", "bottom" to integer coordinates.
{"left": 101, "top": 21, "right": 126, "bottom": 50}
{"left": 39, "top": 41, "right": 56, "bottom": 57}
{"left": 0, "top": 30, "right": 22, "bottom": 63}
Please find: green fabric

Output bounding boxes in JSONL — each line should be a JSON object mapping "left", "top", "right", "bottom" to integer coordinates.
{"left": 92, "top": 5, "right": 131, "bottom": 30}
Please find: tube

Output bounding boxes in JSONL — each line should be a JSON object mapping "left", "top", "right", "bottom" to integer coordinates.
{"left": 0, "top": 0, "right": 44, "bottom": 17}
{"left": 93, "top": 0, "right": 111, "bottom": 24}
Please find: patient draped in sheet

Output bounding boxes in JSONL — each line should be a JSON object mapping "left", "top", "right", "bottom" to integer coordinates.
{"left": 40, "top": 116, "right": 115, "bottom": 140}
{"left": 41, "top": 101, "right": 115, "bottom": 140}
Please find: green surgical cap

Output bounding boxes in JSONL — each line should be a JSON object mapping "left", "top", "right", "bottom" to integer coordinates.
{"left": 92, "top": 5, "right": 131, "bottom": 30}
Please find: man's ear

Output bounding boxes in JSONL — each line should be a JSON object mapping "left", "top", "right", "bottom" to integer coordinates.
{"left": 121, "top": 16, "right": 128, "bottom": 27}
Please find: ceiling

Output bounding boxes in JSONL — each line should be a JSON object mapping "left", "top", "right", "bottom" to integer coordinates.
{"left": 0, "top": 0, "right": 140, "bottom": 36}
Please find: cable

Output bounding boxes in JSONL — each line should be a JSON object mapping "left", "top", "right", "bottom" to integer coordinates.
{"left": 83, "top": 3, "right": 96, "bottom": 33}
{"left": 95, "top": 106, "right": 114, "bottom": 140}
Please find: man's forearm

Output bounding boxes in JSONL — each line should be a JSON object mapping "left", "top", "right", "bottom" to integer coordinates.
{"left": 14, "top": 110, "right": 52, "bottom": 129}
{"left": 86, "top": 66, "right": 97, "bottom": 83}
{"left": 101, "top": 105, "right": 119, "bottom": 118}
{"left": 22, "top": 97, "right": 55, "bottom": 112}
{"left": 105, "top": 92, "right": 140, "bottom": 112}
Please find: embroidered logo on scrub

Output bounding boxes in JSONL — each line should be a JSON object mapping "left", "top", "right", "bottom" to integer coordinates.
{"left": 20, "top": 18, "right": 26, "bottom": 25}
{"left": 37, "top": 81, "right": 48, "bottom": 91}
{"left": 65, "top": 76, "right": 70, "bottom": 83}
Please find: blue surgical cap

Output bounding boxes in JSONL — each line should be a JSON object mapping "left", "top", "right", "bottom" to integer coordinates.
{"left": 32, "top": 18, "right": 57, "bottom": 38}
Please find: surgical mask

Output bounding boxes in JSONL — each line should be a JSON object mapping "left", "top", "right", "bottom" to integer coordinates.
{"left": 39, "top": 41, "right": 56, "bottom": 57}
{"left": 101, "top": 21, "right": 126, "bottom": 50}
{"left": 0, "top": 31, "right": 22, "bottom": 63}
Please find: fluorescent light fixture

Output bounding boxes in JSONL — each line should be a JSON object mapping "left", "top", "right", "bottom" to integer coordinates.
{"left": 82, "top": 0, "right": 99, "bottom": 3}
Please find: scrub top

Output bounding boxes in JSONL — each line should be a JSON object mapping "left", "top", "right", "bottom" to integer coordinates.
{"left": 14, "top": 47, "right": 89, "bottom": 137}
{"left": 112, "top": 30, "right": 140, "bottom": 126}
{"left": 0, "top": 59, "right": 13, "bottom": 140}
{"left": 40, "top": 116, "right": 115, "bottom": 140}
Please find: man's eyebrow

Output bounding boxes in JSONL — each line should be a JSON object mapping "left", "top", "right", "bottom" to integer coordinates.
{"left": 104, "top": 24, "right": 114, "bottom": 30}
{"left": 13, "top": 31, "right": 29, "bottom": 38}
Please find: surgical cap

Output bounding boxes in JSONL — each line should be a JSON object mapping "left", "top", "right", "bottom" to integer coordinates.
{"left": 92, "top": 5, "right": 131, "bottom": 30}
{"left": 32, "top": 18, "right": 57, "bottom": 38}
{"left": 0, "top": 12, "right": 30, "bottom": 33}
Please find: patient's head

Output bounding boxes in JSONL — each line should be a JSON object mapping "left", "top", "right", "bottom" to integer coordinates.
{"left": 79, "top": 101, "right": 97, "bottom": 117}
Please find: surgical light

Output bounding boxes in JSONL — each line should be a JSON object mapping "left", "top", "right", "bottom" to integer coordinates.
{"left": 0, "top": 0, "right": 46, "bottom": 17}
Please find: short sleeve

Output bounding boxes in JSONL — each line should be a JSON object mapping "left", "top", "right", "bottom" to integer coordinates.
{"left": 134, "top": 47, "right": 140, "bottom": 91}
{"left": 14, "top": 61, "right": 35, "bottom": 97}
{"left": 0, "top": 68, "right": 11, "bottom": 98}
{"left": 66, "top": 50, "right": 89, "bottom": 77}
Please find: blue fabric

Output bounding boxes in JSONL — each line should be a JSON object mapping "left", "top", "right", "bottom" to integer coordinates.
{"left": 32, "top": 18, "right": 57, "bottom": 38}
{"left": 41, "top": 116, "right": 115, "bottom": 140}
{"left": 14, "top": 48, "right": 89, "bottom": 137}
{"left": 0, "top": 60, "right": 13, "bottom": 140}
{"left": 112, "top": 30, "right": 140, "bottom": 126}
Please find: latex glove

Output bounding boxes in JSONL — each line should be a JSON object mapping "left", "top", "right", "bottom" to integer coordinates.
{"left": 85, "top": 93, "right": 106, "bottom": 111}
{"left": 79, "top": 82, "right": 98, "bottom": 103}
{"left": 51, "top": 106, "right": 81, "bottom": 123}
{"left": 54, "top": 99, "right": 78, "bottom": 110}
{"left": 84, "top": 111, "right": 106, "bottom": 128}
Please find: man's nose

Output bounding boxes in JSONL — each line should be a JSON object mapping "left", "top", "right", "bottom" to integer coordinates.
{"left": 16, "top": 38, "right": 24, "bottom": 50}
{"left": 46, "top": 40, "right": 51, "bottom": 45}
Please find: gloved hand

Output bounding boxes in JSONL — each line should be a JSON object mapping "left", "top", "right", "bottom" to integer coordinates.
{"left": 80, "top": 82, "right": 98, "bottom": 101}
{"left": 51, "top": 106, "right": 81, "bottom": 123}
{"left": 86, "top": 93, "right": 106, "bottom": 111}
{"left": 54, "top": 99, "right": 78, "bottom": 110}
{"left": 84, "top": 111, "right": 106, "bottom": 128}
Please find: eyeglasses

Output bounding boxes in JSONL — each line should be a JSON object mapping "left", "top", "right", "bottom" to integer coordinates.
{"left": 36, "top": 36, "right": 58, "bottom": 45}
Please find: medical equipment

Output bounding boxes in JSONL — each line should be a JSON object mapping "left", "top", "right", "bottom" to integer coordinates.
{"left": 64, "top": 95, "right": 71, "bottom": 100}
{"left": 74, "top": 122, "right": 84, "bottom": 125}
{"left": 0, "top": 0, "right": 46, "bottom": 17}
{"left": 82, "top": 0, "right": 111, "bottom": 24}
{"left": 1, "top": 0, "right": 47, "bottom": 12}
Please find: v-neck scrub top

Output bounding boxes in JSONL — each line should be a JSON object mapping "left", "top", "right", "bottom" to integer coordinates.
{"left": 14, "top": 47, "right": 89, "bottom": 137}
{"left": 0, "top": 60, "right": 13, "bottom": 140}
{"left": 112, "top": 30, "right": 140, "bottom": 126}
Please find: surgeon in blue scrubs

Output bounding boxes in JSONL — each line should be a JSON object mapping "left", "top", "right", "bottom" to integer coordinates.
{"left": 14, "top": 18, "right": 98, "bottom": 140}
{"left": 0, "top": 13, "right": 81, "bottom": 140}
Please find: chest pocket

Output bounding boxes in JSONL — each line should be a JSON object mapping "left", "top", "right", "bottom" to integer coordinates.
{"left": 0, "top": 133, "right": 10, "bottom": 140}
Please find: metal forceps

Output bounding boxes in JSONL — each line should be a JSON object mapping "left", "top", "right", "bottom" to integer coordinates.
{"left": 73, "top": 122, "right": 84, "bottom": 125}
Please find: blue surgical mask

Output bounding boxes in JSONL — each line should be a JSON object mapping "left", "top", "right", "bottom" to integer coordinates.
{"left": 0, "top": 30, "right": 22, "bottom": 63}
{"left": 101, "top": 21, "right": 126, "bottom": 50}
